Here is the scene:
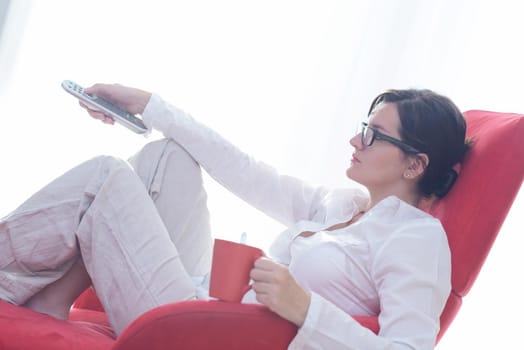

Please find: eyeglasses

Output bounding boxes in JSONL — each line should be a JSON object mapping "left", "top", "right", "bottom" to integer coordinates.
{"left": 360, "top": 122, "right": 421, "bottom": 154}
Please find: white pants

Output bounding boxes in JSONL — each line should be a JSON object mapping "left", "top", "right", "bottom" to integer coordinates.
{"left": 0, "top": 139, "right": 213, "bottom": 334}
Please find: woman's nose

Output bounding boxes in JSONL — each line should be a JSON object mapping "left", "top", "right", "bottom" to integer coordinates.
{"left": 349, "top": 133, "right": 363, "bottom": 149}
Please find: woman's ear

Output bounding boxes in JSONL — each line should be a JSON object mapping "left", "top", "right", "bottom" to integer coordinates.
{"left": 404, "top": 153, "right": 429, "bottom": 179}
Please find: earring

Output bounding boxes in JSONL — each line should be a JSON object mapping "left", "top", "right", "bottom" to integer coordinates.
{"left": 405, "top": 172, "right": 412, "bottom": 179}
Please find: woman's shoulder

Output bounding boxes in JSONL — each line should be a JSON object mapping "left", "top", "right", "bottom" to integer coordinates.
{"left": 363, "top": 196, "right": 446, "bottom": 242}
{"left": 365, "top": 197, "right": 450, "bottom": 260}
{"left": 374, "top": 196, "right": 439, "bottom": 223}
{"left": 317, "top": 187, "right": 370, "bottom": 219}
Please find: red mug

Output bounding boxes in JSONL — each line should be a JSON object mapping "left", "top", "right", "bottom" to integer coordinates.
{"left": 209, "top": 239, "right": 264, "bottom": 302}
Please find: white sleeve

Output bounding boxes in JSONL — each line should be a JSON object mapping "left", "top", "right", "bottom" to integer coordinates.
{"left": 289, "top": 220, "right": 451, "bottom": 350}
{"left": 142, "top": 94, "right": 328, "bottom": 227}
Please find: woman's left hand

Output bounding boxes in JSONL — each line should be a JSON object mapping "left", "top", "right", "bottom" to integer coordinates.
{"left": 250, "top": 257, "right": 311, "bottom": 327}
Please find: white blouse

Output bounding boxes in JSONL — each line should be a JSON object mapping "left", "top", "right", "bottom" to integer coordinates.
{"left": 142, "top": 95, "right": 452, "bottom": 350}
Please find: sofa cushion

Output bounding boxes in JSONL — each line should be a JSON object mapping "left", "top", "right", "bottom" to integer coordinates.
{"left": 0, "top": 300, "right": 114, "bottom": 350}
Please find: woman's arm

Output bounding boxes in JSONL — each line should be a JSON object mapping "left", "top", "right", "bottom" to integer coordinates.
{"left": 142, "top": 94, "right": 330, "bottom": 227}
{"left": 81, "top": 84, "right": 329, "bottom": 227}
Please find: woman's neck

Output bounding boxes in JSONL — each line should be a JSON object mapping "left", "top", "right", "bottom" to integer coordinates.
{"left": 367, "top": 188, "right": 422, "bottom": 210}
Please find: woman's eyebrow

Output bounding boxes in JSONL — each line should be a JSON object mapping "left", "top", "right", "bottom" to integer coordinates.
{"left": 369, "top": 122, "right": 387, "bottom": 132}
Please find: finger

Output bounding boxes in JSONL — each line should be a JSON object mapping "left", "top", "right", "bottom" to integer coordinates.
{"left": 251, "top": 284, "right": 279, "bottom": 311}
{"left": 78, "top": 101, "right": 101, "bottom": 114}
{"left": 84, "top": 83, "right": 110, "bottom": 97}
{"left": 78, "top": 101, "right": 90, "bottom": 110}
{"left": 250, "top": 267, "right": 275, "bottom": 282}
{"left": 86, "top": 109, "right": 107, "bottom": 121}
{"left": 251, "top": 280, "right": 273, "bottom": 294}
{"left": 103, "top": 116, "right": 115, "bottom": 124}
{"left": 82, "top": 105, "right": 115, "bottom": 124}
{"left": 253, "top": 256, "right": 277, "bottom": 270}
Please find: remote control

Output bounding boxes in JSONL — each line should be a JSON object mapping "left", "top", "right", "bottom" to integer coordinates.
{"left": 61, "top": 80, "right": 148, "bottom": 134}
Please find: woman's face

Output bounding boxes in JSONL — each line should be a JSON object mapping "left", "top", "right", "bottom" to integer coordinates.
{"left": 346, "top": 102, "right": 411, "bottom": 193}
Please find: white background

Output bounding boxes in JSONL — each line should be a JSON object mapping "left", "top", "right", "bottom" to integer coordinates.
{"left": 0, "top": 1, "right": 522, "bottom": 348}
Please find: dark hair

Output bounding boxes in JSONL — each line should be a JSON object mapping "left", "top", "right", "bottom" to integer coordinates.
{"left": 368, "top": 89, "right": 470, "bottom": 198}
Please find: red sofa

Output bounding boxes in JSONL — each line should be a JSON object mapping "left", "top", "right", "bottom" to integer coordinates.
{"left": 1, "top": 110, "right": 522, "bottom": 349}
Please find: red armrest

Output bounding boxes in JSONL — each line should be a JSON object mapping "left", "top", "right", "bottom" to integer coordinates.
{"left": 112, "top": 300, "right": 378, "bottom": 350}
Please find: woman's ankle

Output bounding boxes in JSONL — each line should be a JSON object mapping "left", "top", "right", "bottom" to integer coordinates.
{"left": 23, "top": 258, "right": 92, "bottom": 320}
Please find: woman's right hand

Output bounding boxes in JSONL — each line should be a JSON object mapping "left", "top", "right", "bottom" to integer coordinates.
{"left": 80, "top": 83, "right": 152, "bottom": 124}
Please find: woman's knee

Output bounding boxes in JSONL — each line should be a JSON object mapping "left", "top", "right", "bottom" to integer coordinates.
{"left": 130, "top": 139, "right": 197, "bottom": 168}
{"left": 129, "top": 139, "right": 204, "bottom": 194}
{"left": 91, "top": 155, "right": 129, "bottom": 170}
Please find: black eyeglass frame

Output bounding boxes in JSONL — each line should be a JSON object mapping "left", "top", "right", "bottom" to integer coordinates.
{"left": 360, "top": 122, "right": 421, "bottom": 154}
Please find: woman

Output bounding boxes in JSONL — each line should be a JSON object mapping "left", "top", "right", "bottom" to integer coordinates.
{"left": 0, "top": 85, "right": 468, "bottom": 349}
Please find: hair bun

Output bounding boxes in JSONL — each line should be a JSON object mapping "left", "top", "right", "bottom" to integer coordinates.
{"left": 433, "top": 169, "right": 458, "bottom": 198}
